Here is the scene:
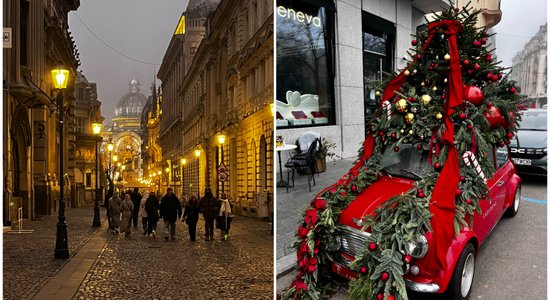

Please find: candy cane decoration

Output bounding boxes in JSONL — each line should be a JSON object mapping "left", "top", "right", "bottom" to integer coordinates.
{"left": 462, "top": 151, "right": 486, "bottom": 182}
{"left": 382, "top": 100, "right": 391, "bottom": 118}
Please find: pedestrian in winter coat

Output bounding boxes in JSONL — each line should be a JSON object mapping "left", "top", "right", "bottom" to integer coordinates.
{"left": 145, "top": 192, "right": 160, "bottom": 237}
{"left": 159, "top": 188, "right": 182, "bottom": 241}
{"left": 104, "top": 182, "right": 114, "bottom": 230}
{"left": 130, "top": 188, "right": 142, "bottom": 228}
{"left": 216, "top": 193, "right": 233, "bottom": 241}
{"left": 182, "top": 195, "right": 199, "bottom": 241}
{"left": 108, "top": 191, "right": 122, "bottom": 234}
{"left": 199, "top": 187, "right": 219, "bottom": 241}
{"left": 120, "top": 194, "right": 135, "bottom": 237}
{"left": 139, "top": 193, "right": 149, "bottom": 235}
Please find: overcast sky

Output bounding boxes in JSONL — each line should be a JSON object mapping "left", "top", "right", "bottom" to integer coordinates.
{"left": 493, "top": 0, "right": 547, "bottom": 68}
{"left": 69, "top": 0, "right": 189, "bottom": 122}
{"left": 69, "top": 0, "right": 546, "bottom": 122}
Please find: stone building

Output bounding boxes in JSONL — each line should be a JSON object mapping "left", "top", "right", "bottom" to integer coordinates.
{"left": 511, "top": 23, "right": 547, "bottom": 108}
{"left": 73, "top": 72, "right": 103, "bottom": 208}
{"left": 158, "top": 0, "right": 274, "bottom": 217}
{"left": 140, "top": 84, "right": 163, "bottom": 190}
{"left": 3, "top": 0, "right": 83, "bottom": 224}
{"left": 102, "top": 79, "right": 147, "bottom": 187}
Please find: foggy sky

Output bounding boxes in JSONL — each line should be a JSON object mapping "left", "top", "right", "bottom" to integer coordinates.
{"left": 69, "top": 0, "right": 546, "bottom": 123}
{"left": 68, "top": 0, "right": 189, "bottom": 122}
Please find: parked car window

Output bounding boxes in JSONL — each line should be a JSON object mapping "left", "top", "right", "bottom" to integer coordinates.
{"left": 519, "top": 110, "right": 547, "bottom": 130}
{"left": 496, "top": 147, "right": 509, "bottom": 168}
{"left": 380, "top": 144, "right": 431, "bottom": 180}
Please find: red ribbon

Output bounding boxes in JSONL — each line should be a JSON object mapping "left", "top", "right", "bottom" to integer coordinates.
{"left": 380, "top": 19, "right": 464, "bottom": 271}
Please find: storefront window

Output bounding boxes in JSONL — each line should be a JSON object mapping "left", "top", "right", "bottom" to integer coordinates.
{"left": 276, "top": 0, "right": 335, "bottom": 128}
{"left": 363, "top": 12, "right": 395, "bottom": 127}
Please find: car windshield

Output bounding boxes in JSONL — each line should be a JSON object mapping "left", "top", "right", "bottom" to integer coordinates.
{"left": 519, "top": 110, "right": 547, "bottom": 131}
{"left": 380, "top": 144, "right": 432, "bottom": 180}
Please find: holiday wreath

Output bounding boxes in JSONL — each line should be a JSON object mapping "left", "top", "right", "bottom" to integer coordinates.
{"left": 282, "top": 4, "right": 524, "bottom": 300}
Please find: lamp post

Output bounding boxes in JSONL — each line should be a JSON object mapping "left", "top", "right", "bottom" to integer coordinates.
{"left": 217, "top": 134, "right": 226, "bottom": 198}
{"left": 52, "top": 66, "right": 70, "bottom": 259}
{"left": 194, "top": 149, "right": 201, "bottom": 198}
{"left": 91, "top": 122, "right": 102, "bottom": 227}
{"left": 180, "top": 158, "right": 186, "bottom": 199}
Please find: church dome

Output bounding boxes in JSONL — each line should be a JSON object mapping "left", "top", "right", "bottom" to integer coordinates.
{"left": 114, "top": 78, "right": 147, "bottom": 117}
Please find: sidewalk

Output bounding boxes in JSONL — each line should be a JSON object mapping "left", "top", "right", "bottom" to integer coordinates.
{"left": 5, "top": 206, "right": 273, "bottom": 299}
{"left": 276, "top": 157, "right": 357, "bottom": 277}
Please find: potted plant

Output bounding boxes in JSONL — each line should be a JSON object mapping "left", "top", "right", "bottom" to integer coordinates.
{"left": 314, "top": 138, "right": 340, "bottom": 173}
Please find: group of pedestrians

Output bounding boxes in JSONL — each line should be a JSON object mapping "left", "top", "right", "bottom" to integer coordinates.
{"left": 104, "top": 186, "right": 234, "bottom": 241}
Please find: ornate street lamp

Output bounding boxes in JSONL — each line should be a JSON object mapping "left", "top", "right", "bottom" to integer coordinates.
{"left": 195, "top": 149, "right": 201, "bottom": 198}
{"left": 217, "top": 134, "right": 226, "bottom": 198}
{"left": 52, "top": 65, "right": 70, "bottom": 259}
{"left": 180, "top": 158, "right": 187, "bottom": 198}
{"left": 91, "top": 122, "right": 102, "bottom": 227}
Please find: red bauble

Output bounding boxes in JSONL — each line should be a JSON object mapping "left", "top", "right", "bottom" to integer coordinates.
{"left": 351, "top": 185, "right": 357, "bottom": 192}
{"left": 361, "top": 267, "right": 367, "bottom": 273}
{"left": 501, "top": 111, "right": 515, "bottom": 129}
{"left": 456, "top": 189, "right": 462, "bottom": 196}
{"left": 404, "top": 254, "right": 412, "bottom": 264}
{"left": 474, "top": 63, "right": 481, "bottom": 70}
{"left": 380, "top": 272, "right": 390, "bottom": 282}
{"left": 417, "top": 144, "right": 423, "bottom": 150}
{"left": 434, "top": 162, "right": 441, "bottom": 170}
{"left": 498, "top": 73, "right": 503, "bottom": 79}
{"left": 485, "top": 106, "right": 502, "bottom": 128}
{"left": 376, "top": 294, "right": 384, "bottom": 300}
{"left": 412, "top": 39, "right": 418, "bottom": 46}
{"left": 499, "top": 141, "right": 505, "bottom": 147}
{"left": 460, "top": 176, "right": 466, "bottom": 182}
{"left": 459, "top": 113, "right": 466, "bottom": 120}
{"left": 507, "top": 132, "right": 514, "bottom": 139}
{"left": 463, "top": 86, "right": 484, "bottom": 106}
{"left": 481, "top": 37, "right": 487, "bottom": 44}
{"left": 487, "top": 101, "right": 494, "bottom": 108}
{"left": 393, "top": 146, "right": 400, "bottom": 152}
{"left": 510, "top": 87, "right": 517, "bottom": 94}
{"left": 492, "top": 75, "right": 499, "bottom": 81}
{"left": 416, "top": 54, "right": 422, "bottom": 59}
{"left": 388, "top": 295, "right": 395, "bottom": 300}
{"left": 473, "top": 40, "right": 481, "bottom": 47}
{"left": 467, "top": 199, "right": 473, "bottom": 205}
{"left": 486, "top": 54, "right": 492, "bottom": 61}
{"left": 379, "top": 131, "right": 385, "bottom": 136}
{"left": 467, "top": 124, "right": 473, "bottom": 130}
{"left": 486, "top": 72, "right": 493, "bottom": 79}
{"left": 467, "top": 69, "right": 474, "bottom": 75}
{"left": 391, "top": 132, "right": 397, "bottom": 139}
{"left": 463, "top": 59, "right": 470, "bottom": 65}
{"left": 418, "top": 192, "right": 425, "bottom": 198}
{"left": 368, "top": 242, "right": 377, "bottom": 251}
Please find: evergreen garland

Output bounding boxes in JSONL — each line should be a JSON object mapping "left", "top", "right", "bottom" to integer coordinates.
{"left": 282, "top": 4, "right": 523, "bottom": 300}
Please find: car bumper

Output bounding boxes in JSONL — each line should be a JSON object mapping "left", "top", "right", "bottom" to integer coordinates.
{"left": 405, "top": 279, "right": 440, "bottom": 293}
{"left": 515, "top": 163, "right": 547, "bottom": 176}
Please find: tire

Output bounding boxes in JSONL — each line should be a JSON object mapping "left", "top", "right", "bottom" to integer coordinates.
{"left": 505, "top": 186, "right": 521, "bottom": 218}
{"left": 446, "top": 243, "right": 475, "bottom": 300}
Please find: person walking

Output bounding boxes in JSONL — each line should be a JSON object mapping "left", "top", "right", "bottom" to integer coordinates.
{"left": 120, "top": 193, "right": 135, "bottom": 237}
{"left": 108, "top": 191, "right": 122, "bottom": 234}
{"left": 104, "top": 180, "right": 114, "bottom": 231}
{"left": 182, "top": 195, "right": 199, "bottom": 241}
{"left": 145, "top": 192, "right": 160, "bottom": 237}
{"left": 139, "top": 192, "right": 149, "bottom": 235}
{"left": 159, "top": 187, "right": 182, "bottom": 241}
{"left": 217, "top": 193, "right": 233, "bottom": 241}
{"left": 199, "top": 187, "right": 218, "bottom": 241}
{"left": 131, "top": 188, "right": 142, "bottom": 228}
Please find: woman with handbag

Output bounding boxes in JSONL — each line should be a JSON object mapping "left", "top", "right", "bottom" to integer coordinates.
{"left": 217, "top": 193, "right": 233, "bottom": 241}
{"left": 182, "top": 195, "right": 199, "bottom": 241}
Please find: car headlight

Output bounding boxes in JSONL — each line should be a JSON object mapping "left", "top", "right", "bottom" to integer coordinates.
{"left": 406, "top": 235, "right": 428, "bottom": 258}
{"left": 328, "top": 236, "right": 341, "bottom": 251}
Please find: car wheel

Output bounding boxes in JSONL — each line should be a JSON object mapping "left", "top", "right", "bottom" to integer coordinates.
{"left": 447, "top": 243, "right": 475, "bottom": 300}
{"left": 505, "top": 186, "right": 521, "bottom": 218}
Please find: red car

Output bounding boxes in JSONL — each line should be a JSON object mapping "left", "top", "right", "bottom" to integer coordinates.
{"left": 331, "top": 144, "right": 521, "bottom": 299}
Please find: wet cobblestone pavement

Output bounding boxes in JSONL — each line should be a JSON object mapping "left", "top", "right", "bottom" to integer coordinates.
{"left": 73, "top": 216, "right": 273, "bottom": 299}
{"left": 3, "top": 206, "right": 99, "bottom": 300}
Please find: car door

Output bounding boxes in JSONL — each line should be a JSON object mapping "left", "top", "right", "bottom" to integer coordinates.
{"left": 473, "top": 148, "right": 511, "bottom": 242}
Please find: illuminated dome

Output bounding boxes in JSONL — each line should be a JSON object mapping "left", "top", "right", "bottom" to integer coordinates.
{"left": 115, "top": 78, "right": 147, "bottom": 117}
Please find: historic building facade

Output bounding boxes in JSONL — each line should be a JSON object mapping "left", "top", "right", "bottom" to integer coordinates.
{"left": 3, "top": 0, "right": 85, "bottom": 224}
{"left": 140, "top": 84, "right": 163, "bottom": 191}
{"left": 511, "top": 23, "right": 547, "bottom": 108}
{"left": 158, "top": 0, "right": 274, "bottom": 217}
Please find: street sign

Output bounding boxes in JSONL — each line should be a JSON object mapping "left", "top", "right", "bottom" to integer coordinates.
{"left": 218, "top": 171, "right": 228, "bottom": 182}
{"left": 217, "top": 162, "right": 228, "bottom": 173}
{"left": 3, "top": 28, "right": 12, "bottom": 48}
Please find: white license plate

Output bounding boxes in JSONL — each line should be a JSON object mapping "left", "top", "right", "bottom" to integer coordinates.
{"left": 513, "top": 158, "right": 532, "bottom": 165}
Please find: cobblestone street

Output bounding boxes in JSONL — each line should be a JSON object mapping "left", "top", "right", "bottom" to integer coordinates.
{"left": 4, "top": 206, "right": 273, "bottom": 299}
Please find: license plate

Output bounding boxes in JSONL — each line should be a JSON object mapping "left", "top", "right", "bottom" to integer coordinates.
{"left": 513, "top": 158, "right": 532, "bottom": 165}
{"left": 331, "top": 261, "right": 357, "bottom": 280}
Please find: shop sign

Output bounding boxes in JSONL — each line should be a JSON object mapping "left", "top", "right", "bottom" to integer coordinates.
{"left": 277, "top": 6, "right": 322, "bottom": 27}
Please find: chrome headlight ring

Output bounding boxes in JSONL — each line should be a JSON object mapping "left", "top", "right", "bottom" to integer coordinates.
{"left": 406, "top": 235, "right": 429, "bottom": 258}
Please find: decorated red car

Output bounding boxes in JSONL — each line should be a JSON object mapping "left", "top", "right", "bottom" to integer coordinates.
{"left": 282, "top": 6, "right": 523, "bottom": 300}
{"left": 330, "top": 144, "right": 521, "bottom": 298}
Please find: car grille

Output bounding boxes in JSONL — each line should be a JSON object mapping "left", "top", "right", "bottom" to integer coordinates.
{"left": 339, "top": 225, "right": 370, "bottom": 258}
{"left": 510, "top": 148, "right": 546, "bottom": 159}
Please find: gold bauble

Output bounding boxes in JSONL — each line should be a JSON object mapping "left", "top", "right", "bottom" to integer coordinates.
{"left": 405, "top": 113, "right": 415, "bottom": 124}
{"left": 408, "top": 130, "right": 414, "bottom": 135}
{"left": 413, "top": 69, "right": 418, "bottom": 74}
{"left": 396, "top": 99, "right": 408, "bottom": 113}
{"left": 436, "top": 113, "right": 443, "bottom": 120}
{"left": 432, "top": 86, "right": 438, "bottom": 91}
{"left": 400, "top": 129, "right": 405, "bottom": 134}
{"left": 444, "top": 78, "right": 448, "bottom": 83}
{"left": 375, "top": 90, "right": 381, "bottom": 96}
{"left": 404, "top": 69, "right": 411, "bottom": 76}
{"left": 420, "top": 94, "right": 432, "bottom": 106}
{"left": 444, "top": 53, "right": 451, "bottom": 60}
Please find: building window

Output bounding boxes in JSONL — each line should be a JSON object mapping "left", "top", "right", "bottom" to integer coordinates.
{"left": 190, "top": 47, "right": 197, "bottom": 54}
{"left": 276, "top": 0, "right": 336, "bottom": 128}
{"left": 85, "top": 172, "right": 92, "bottom": 188}
{"left": 362, "top": 12, "right": 395, "bottom": 125}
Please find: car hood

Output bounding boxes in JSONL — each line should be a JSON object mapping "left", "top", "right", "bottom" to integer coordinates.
{"left": 511, "top": 129, "right": 547, "bottom": 148}
{"left": 338, "top": 176, "right": 415, "bottom": 230}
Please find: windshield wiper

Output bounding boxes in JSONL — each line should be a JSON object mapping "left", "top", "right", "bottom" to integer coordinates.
{"left": 400, "top": 169, "right": 423, "bottom": 180}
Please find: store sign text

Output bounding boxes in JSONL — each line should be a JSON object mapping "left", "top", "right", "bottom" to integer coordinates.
{"left": 277, "top": 6, "right": 322, "bottom": 27}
